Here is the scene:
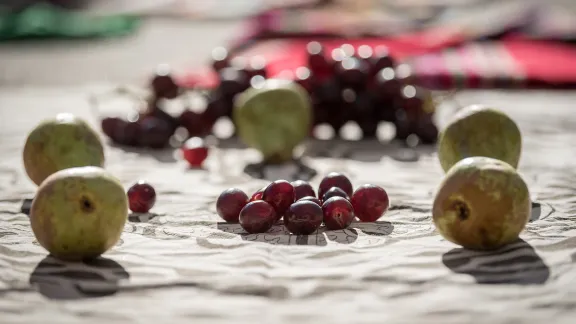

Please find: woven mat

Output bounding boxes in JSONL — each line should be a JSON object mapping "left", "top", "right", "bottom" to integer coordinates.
{"left": 1, "top": 87, "right": 576, "bottom": 324}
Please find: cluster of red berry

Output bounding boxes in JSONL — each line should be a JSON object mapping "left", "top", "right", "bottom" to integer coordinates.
{"left": 216, "top": 172, "right": 390, "bottom": 235}
{"left": 99, "top": 42, "right": 438, "bottom": 152}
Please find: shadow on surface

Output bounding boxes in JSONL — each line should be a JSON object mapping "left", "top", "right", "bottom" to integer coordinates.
{"left": 128, "top": 212, "right": 159, "bottom": 223}
{"left": 20, "top": 198, "right": 33, "bottom": 216}
{"left": 529, "top": 201, "right": 555, "bottom": 222}
{"left": 109, "top": 143, "right": 177, "bottom": 163}
{"left": 29, "top": 256, "right": 129, "bottom": 300}
{"left": 442, "top": 239, "right": 550, "bottom": 285}
{"left": 217, "top": 220, "right": 395, "bottom": 245}
{"left": 353, "top": 221, "right": 395, "bottom": 236}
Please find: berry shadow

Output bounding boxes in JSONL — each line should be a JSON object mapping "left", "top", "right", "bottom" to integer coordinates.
{"left": 20, "top": 198, "right": 33, "bottom": 216}
{"left": 109, "top": 143, "right": 177, "bottom": 163}
{"left": 529, "top": 201, "right": 555, "bottom": 222}
{"left": 29, "top": 255, "right": 130, "bottom": 300}
{"left": 217, "top": 222, "right": 361, "bottom": 246}
{"left": 442, "top": 239, "right": 550, "bottom": 285}
{"left": 351, "top": 221, "right": 394, "bottom": 236}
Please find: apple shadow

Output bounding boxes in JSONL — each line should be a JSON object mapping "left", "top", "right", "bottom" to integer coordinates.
{"left": 243, "top": 159, "right": 317, "bottom": 182}
{"left": 20, "top": 198, "right": 33, "bottom": 216}
{"left": 29, "top": 256, "right": 130, "bottom": 300}
{"left": 352, "top": 221, "right": 395, "bottom": 236}
{"left": 442, "top": 239, "right": 550, "bottom": 285}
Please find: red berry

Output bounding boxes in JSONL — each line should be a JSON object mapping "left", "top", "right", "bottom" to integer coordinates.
{"left": 291, "top": 180, "right": 316, "bottom": 200}
{"left": 182, "top": 137, "right": 209, "bottom": 168}
{"left": 262, "top": 180, "right": 295, "bottom": 220}
{"left": 239, "top": 200, "right": 277, "bottom": 234}
{"left": 318, "top": 172, "right": 353, "bottom": 199}
{"left": 297, "top": 196, "right": 322, "bottom": 207}
{"left": 216, "top": 188, "right": 249, "bottom": 223}
{"left": 250, "top": 187, "right": 265, "bottom": 202}
{"left": 322, "top": 187, "right": 349, "bottom": 202}
{"left": 322, "top": 197, "right": 355, "bottom": 230}
{"left": 127, "top": 181, "right": 156, "bottom": 213}
{"left": 351, "top": 184, "right": 389, "bottom": 222}
{"left": 284, "top": 201, "right": 323, "bottom": 235}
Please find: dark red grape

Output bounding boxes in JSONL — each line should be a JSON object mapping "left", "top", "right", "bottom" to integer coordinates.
{"left": 395, "top": 64, "right": 415, "bottom": 85}
{"left": 151, "top": 64, "right": 179, "bottom": 99}
{"left": 335, "top": 57, "right": 369, "bottom": 88}
{"left": 138, "top": 117, "right": 174, "bottom": 148}
{"left": 306, "top": 41, "right": 331, "bottom": 80}
{"left": 322, "top": 196, "right": 355, "bottom": 230}
{"left": 101, "top": 117, "right": 139, "bottom": 146}
{"left": 182, "top": 137, "right": 209, "bottom": 168}
{"left": 218, "top": 67, "right": 249, "bottom": 97}
{"left": 250, "top": 187, "right": 265, "bottom": 202}
{"left": 211, "top": 47, "right": 229, "bottom": 72}
{"left": 374, "top": 67, "right": 402, "bottom": 100}
{"left": 179, "top": 110, "right": 214, "bottom": 137}
{"left": 284, "top": 201, "right": 323, "bottom": 235}
{"left": 295, "top": 66, "right": 315, "bottom": 92}
{"left": 371, "top": 46, "right": 395, "bottom": 75}
{"left": 297, "top": 196, "right": 322, "bottom": 206}
{"left": 322, "top": 187, "right": 349, "bottom": 202}
{"left": 216, "top": 188, "right": 249, "bottom": 223}
{"left": 263, "top": 180, "right": 295, "bottom": 220}
{"left": 415, "top": 115, "right": 438, "bottom": 144}
{"left": 291, "top": 180, "right": 316, "bottom": 200}
{"left": 239, "top": 201, "right": 277, "bottom": 234}
{"left": 127, "top": 181, "right": 156, "bottom": 213}
{"left": 351, "top": 184, "right": 389, "bottom": 222}
{"left": 318, "top": 172, "right": 353, "bottom": 199}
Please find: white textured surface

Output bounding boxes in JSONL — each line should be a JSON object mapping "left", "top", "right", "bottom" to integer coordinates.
{"left": 1, "top": 88, "right": 576, "bottom": 324}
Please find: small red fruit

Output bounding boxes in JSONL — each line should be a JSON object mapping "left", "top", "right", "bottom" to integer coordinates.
{"left": 262, "top": 180, "right": 295, "bottom": 220}
{"left": 318, "top": 172, "right": 353, "bottom": 199}
{"left": 216, "top": 188, "right": 249, "bottom": 223}
{"left": 322, "top": 187, "right": 349, "bottom": 202}
{"left": 250, "top": 187, "right": 265, "bottom": 202}
{"left": 127, "top": 181, "right": 156, "bottom": 213}
{"left": 322, "top": 197, "right": 355, "bottom": 230}
{"left": 182, "top": 137, "right": 209, "bottom": 168}
{"left": 297, "top": 196, "right": 322, "bottom": 206}
{"left": 284, "top": 201, "right": 323, "bottom": 235}
{"left": 351, "top": 184, "right": 389, "bottom": 222}
{"left": 291, "top": 180, "right": 316, "bottom": 200}
{"left": 239, "top": 200, "right": 277, "bottom": 234}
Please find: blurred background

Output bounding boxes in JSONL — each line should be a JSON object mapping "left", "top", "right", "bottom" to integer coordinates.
{"left": 1, "top": 0, "right": 576, "bottom": 88}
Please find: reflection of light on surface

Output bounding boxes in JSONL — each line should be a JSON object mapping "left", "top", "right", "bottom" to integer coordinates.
{"left": 211, "top": 47, "right": 227, "bottom": 61}
{"left": 341, "top": 122, "right": 362, "bottom": 141}
{"left": 295, "top": 67, "right": 311, "bottom": 80}
{"left": 314, "top": 124, "right": 335, "bottom": 140}
{"left": 357, "top": 45, "right": 373, "bottom": 59}
{"left": 379, "top": 67, "right": 395, "bottom": 81}
{"left": 249, "top": 56, "right": 267, "bottom": 70}
{"left": 341, "top": 57, "right": 356, "bottom": 70}
{"left": 407, "top": 134, "right": 420, "bottom": 147}
{"left": 342, "top": 88, "right": 356, "bottom": 103}
{"left": 403, "top": 85, "right": 416, "bottom": 98}
{"left": 156, "top": 63, "right": 171, "bottom": 76}
{"left": 250, "top": 75, "right": 266, "bottom": 89}
{"left": 341, "top": 44, "right": 354, "bottom": 57}
{"left": 331, "top": 48, "right": 346, "bottom": 62}
{"left": 307, "top": 41, "right": 322, "bottom": 55}
{"left": 213, "top": 117, "right": 234, "bottom": 139}
{"left": 396, "top": 64, "right": 412, "bottom": 79}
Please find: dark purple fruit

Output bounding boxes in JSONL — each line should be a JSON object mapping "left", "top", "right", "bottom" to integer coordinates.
{"left": 263, "top": 180, "right": 295, "bottom": 220}
{"left": 306, "top": 41, "right": 331, "bottom": 79}
{"left": 239, "top": 200, "right": 277, "bottom": 234}
{"left": 335, "top": 57, "right": 369, "bottom": 88}
{"left": 101, "top": 117, "right": 140, "bottom": 146}
{"left": 179, "top": 110, "right": 213, "bottom": 137}
{"left": 211, "top": 47, "right": 229, "bottom": 72}
{"left": 138, "top": 117, "right": 173, "bottom": 148}
{"left": 216, "top": 188, "right": 249, "bottom": 223}
{"left": 297, "top": 196, "right": 322, "bottom": 206}
{"left": 291, "top": 180, "right": 316, "bottom": 200}
{"left": 322, "top": 187, "right": 349, "bottom": 202}
{"left": 318, "top": 172, "right": 353, "bottom": 199}
{"left": 218, "top": 67, "right": 249, "bottom": 97}
{"left": 284, "top": 201, "right": 323, "bottom": 235}
{"left": 151, "top": 64, "right": 179, "bottom": 99}
{"left": 127, "top": 181, "right": 157, "bottom": 213}
{"left": 371, "top": 46, "right": 395, "bottom": 75}
{"left": 322, "top": 196, "right": 355, "bottom": 230}
{"left": 351, "top": 184, "right": 389, "bottom": 222}
{"left": 374, "top": 67, "right": 402, "bottom": 99}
